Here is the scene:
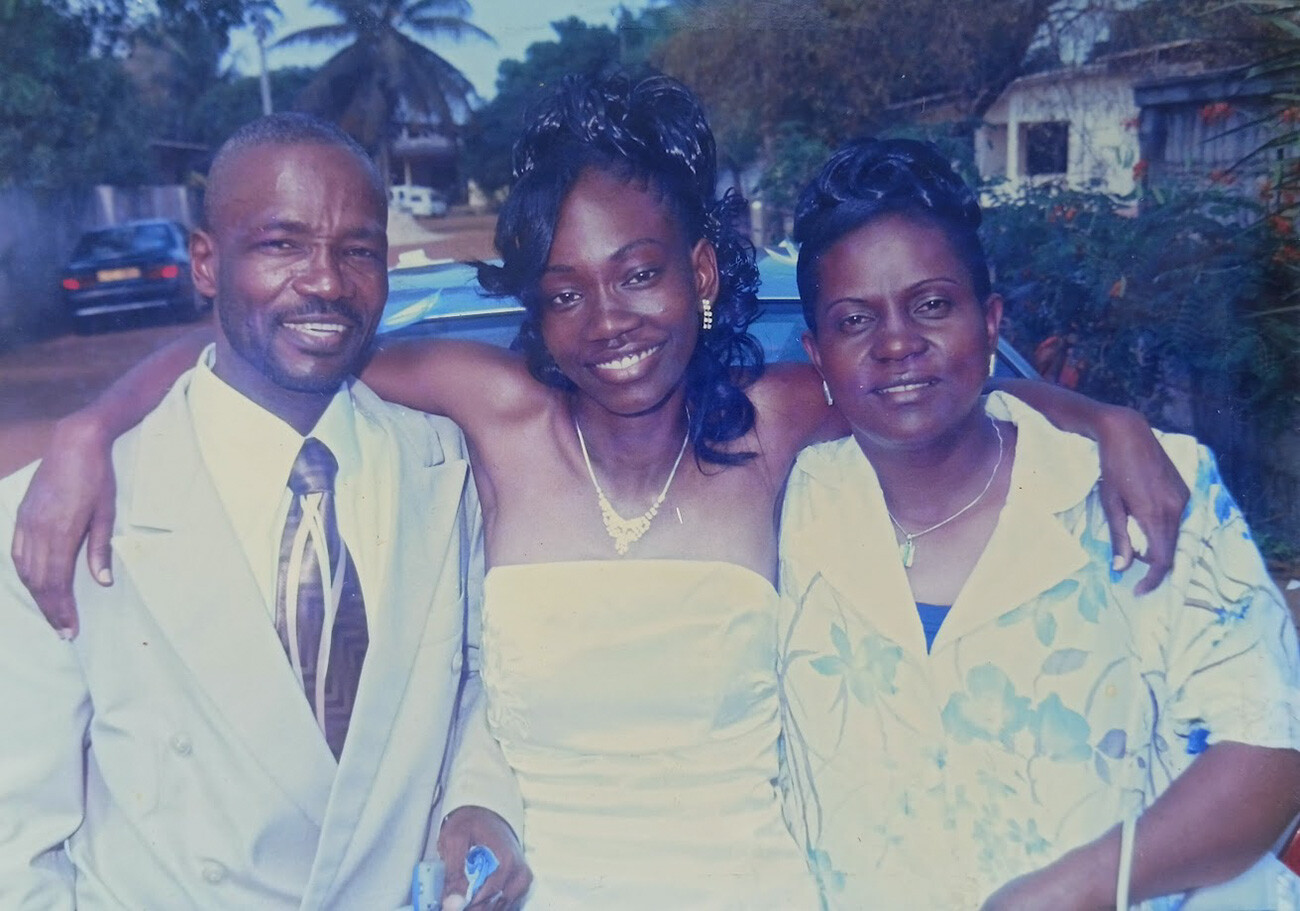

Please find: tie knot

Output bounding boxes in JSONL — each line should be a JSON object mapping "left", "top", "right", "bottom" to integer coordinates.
{"left": 289, "top": 438, "right": 338, "bottom": 495}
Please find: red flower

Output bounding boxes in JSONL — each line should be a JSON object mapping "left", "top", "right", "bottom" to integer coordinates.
{"left": 1132, "top": 159, "right": 1149, "bottom": 180}
{"left": 1209, "top": 168, "right": 1236, "bottom": 185}
{"left": 1269, "top": 215, "right": 1294, "bottom": 236}
{"left": 1281, "top": 106, "right": 1300, "bottom": 125}
{"left": 1199, "top": 102, "right": 1234, "bottom": 125}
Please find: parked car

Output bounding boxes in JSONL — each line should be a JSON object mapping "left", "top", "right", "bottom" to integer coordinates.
{"left": 388, "top": 185, "right": 449, "bottom": 218}
{"left": 378, "top": 246, "right": 1038, "bottom": 379}
{"left": 61, "top": 219, "right": 205, "bottom": 330}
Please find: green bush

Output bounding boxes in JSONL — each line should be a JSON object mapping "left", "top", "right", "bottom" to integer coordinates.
{"left": 983, "top": 181, "right": 1300, "bottom": 555}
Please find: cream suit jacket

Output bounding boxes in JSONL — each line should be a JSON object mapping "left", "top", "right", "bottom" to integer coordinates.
{"left": 0, "top": 375, "right": 523, "bottom": 909}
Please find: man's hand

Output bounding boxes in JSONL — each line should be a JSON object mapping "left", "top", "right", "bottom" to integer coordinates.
{"left": 438, "top": 806, "right": 531, "bottom": 910}
{"left": 10, "top": 415, "right": 117, "bottom": 638}
{"left": 1095, "top": 406, "right": 1188, "bottom": 595}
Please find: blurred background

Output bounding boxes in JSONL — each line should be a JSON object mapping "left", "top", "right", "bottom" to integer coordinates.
{"left": 0, "top": 0, "right": 1296, "bottom": 591}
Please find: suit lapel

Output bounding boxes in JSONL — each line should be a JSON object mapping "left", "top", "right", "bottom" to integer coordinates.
{"left": 305, "top": 394, "right": 471, "bottom": 898}
{"left": 117, "top": 384, "right": 336, "bottom": 829}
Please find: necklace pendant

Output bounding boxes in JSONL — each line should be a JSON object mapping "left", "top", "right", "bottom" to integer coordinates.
{"left": 575, "top": 413, "right": 691, "bottom": 558}
{"left": 899, "top": 536, "right": 916, "bottom": 568}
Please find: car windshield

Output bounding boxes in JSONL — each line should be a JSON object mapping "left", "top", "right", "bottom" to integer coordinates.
{"left": 73, "top": 223, "right": 174, "bottom": 260}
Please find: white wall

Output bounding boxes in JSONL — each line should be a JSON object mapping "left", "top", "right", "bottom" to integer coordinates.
{"left": 977, "top": 69, "right": 1141, "bottom": 196}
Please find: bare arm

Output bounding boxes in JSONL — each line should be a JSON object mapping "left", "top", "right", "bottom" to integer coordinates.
{"left": 362, "top": 337, "right": 538, "bottom": 431}
{"left": 992, "top": 377, "right": 1189, "bottom": 594}
{"left": 981, "top": 742, "right": 1300, "bottom": 910}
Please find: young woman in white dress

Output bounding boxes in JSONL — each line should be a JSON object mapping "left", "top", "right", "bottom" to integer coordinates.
{"left": 13, "top": 74, "right": 1188, "bottom": 909}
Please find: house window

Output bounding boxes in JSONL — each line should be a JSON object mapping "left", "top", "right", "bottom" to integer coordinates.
{"left": 1022, "top": 122, "right": 1069, "bottom": 176}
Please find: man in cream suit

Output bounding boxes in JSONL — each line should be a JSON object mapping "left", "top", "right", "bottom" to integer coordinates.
{"left": 0, "top": 114, "right": 528, "bottom": 908}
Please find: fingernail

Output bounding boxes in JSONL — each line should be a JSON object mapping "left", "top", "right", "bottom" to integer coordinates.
{"left": 57, "top": 627, "right": 75, "bottom": 641}
{"left": 95, "top": 568, "right": 112, "bottom": 585}
{"left": 1112, "top": 555, "right": 1125, "bottom": 572}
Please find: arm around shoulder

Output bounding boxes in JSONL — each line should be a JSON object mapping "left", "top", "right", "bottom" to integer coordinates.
{"left": 363, "top": 339, "right": 545, "bottom": 433}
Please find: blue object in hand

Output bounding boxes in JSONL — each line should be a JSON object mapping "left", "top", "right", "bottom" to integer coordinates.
{"left": 463, "top": 845, "right": 500, "bottom": 903}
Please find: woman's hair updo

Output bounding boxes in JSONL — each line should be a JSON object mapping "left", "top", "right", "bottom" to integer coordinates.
{"left": 476, "top": 72, "right": 763, "bottom": 466}
{"left": 793, "top": 138, "right": 992, "bottom": 331}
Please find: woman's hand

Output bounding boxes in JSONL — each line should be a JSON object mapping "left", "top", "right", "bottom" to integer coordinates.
{"left": 438, "top": 805, "right": 532, "bottom": 910}
{"left": 1095, "top": 405, "right": 1189, "bottom": 595}
{"left": 10, "top": 414, "right": 117, "bottom": 638}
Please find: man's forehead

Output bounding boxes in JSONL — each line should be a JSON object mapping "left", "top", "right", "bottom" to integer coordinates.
{"left": 207, "top": 141, "right": 383, "bottom": 228}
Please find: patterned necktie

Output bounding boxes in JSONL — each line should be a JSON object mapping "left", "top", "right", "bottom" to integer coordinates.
{"left": 276, "top": 438, "right": 369, "bottom": 760}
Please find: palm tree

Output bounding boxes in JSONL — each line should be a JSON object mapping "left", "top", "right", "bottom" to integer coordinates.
{"left": 275, "top": 0, "right": 491, "bottom": 181}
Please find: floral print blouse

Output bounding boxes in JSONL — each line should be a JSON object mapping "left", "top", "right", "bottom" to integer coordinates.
{"left": 778, "top": 393, "right": 1300, "bottom": 909}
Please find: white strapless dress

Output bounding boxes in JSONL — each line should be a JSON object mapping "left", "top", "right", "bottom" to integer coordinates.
{"left": 481, "top": 560, "right": 818, "bottom": 910}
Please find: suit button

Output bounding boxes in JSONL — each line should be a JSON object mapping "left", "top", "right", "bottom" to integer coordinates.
{"left": 450, "top": 651, "right": 463, "bottom": 674}
{"left": 170, "top": 733, "right": 193, "bottom": 756}
{"left": 201, "top": 860, "right": 227, "bottom": 884}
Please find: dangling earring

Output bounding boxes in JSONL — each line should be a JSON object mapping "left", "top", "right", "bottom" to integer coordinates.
{"left": 988, "top": 351, "right": 998, "bottom": 377}
{"left": 822, "top": 379, "right": 834, "bottom": 406}
{"left": 700, "top": 298, "right": 714, "bottom": 332}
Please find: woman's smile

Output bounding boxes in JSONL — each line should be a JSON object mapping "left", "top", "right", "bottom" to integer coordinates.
{"left": 589, "top": 343, "right": 665, "bottom": 379}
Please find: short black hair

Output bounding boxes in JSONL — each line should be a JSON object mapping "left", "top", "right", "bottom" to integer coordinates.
{"left": 793, "top": 138, "right": 991, "bottom": 331}
{"left": 477, "top": 73, "right": 764, "bottom": 466}
{"left": 203, "top": 112, "right": 385, "bottom": 229}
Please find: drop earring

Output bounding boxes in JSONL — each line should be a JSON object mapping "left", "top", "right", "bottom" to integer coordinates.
{"left": 988, "top": 351, "right": 997, "bottom": 377}
{"left": 700, "top": 298, "right": 714, "bottom": 331}
{"left": 822, "top": 379, "right": 834, "bottom": 406}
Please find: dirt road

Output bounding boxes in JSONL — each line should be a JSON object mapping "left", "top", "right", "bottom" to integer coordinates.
{"left": 0, "top": 212, "right": 495, "bottom": 478}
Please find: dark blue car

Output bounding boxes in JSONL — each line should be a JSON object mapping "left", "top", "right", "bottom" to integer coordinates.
{"left": 61, "top": 219, "right": 207, "bottom": 331}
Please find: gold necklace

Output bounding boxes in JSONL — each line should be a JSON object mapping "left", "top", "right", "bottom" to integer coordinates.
{"left": 886, "top": 420, "right": 1004, "bottom": 568}
{"left": 574, "top": 415, "right": 691, "bottom": 555}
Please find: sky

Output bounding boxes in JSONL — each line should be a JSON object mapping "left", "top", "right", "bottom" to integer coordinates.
{"left": 225, "top": 0, "right": 655, "bottom": 101}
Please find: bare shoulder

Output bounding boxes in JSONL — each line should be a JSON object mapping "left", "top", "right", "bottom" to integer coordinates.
{"left": 748, "top": 363, "right": 840, "bottom": 458}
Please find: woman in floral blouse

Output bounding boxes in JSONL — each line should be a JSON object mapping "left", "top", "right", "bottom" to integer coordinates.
{"left": 778, "top": 137, "right": 1300, "bottom": 910}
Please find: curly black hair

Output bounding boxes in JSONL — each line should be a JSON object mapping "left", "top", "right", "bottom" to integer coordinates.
{"left": 476, "top": 72, "right": 763, "bottom": 466}
{"left": 793, "top": 137, "right": 991, "bottom": 332}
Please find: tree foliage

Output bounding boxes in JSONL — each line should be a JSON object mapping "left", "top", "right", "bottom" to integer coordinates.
{"left": 187, "top": 68, "right": 319, "bottom": 149}
{"left": 986, "top": 183, "right": 1299, "bottom": 551}
{"left": 0, "top": 0, "right": 149, "bottom": 188}
{"left": 460, "top": 9, "right": 673, "bottom": 197}
{"left": 461, "top": 17, "right": 633, "bottom": 195}
{"left": 654, "top": 0, "right": 1054, "bottom": 169}
{"left": 124, "top": 0, "right": 279, "bottom": 142}
{"left": 278, "top": 0, "right": 490, "bottom": 174}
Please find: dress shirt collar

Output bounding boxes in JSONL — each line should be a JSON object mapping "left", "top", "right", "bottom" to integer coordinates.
{"left": 795, "top": 391, "right": 1100, "bottom": 519}
{"left": 788, "top": 392, "right": 1101, "bottom": 650}
{"left": 189, "top": 344, "right": 360, "bottom": 507}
